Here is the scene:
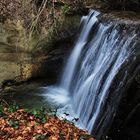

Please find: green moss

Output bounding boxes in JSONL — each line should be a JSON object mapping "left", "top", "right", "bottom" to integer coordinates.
{"left": 61, "top": 4, "right": 71, "bottom": 15}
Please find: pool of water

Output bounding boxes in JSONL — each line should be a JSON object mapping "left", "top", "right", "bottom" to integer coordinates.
{"left": 3, "top": 80, "right": 86, "bottom": 130}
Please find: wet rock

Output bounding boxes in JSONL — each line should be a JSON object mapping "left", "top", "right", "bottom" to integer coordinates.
{"left": 108, "top": 80, "right": 140, "bottom": 140}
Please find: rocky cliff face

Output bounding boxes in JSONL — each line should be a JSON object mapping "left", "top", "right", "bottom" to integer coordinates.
{"left": 95, "top": 11, "right": 140, "bottom": 140}
{"left": 0, "top": 13, "right": 81, "bottom": 87}
{"left": 0, "top": 0, "right": 83, "bottom": 87}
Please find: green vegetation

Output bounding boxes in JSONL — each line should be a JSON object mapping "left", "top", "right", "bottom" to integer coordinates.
{"left": 35, "top": 134, "right": 47, "bottom": 140}
{"left": 0, "top": 103, "right": 94, "bottom": 139}
{"left": 8, "top": 120, "right": 20, "bottom": 129}
{"left": 61, "top": 4, "right": 71, "bottom": 15}
{"left": 7, "top": 103, "right": 20, "bottom": 113}
{"left": 31, "top": 107, "right": 48, "bottom": 123}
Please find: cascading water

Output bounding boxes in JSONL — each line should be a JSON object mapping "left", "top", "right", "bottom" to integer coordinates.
{"left": 45, "top": 10, "right": 140, "bottom": 139}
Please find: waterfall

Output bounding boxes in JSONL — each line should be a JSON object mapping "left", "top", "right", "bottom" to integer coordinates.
{"left": 45, "top": 10, "right": 140, "bottom": 139}
{"left": 60, "top": 11, "right": 100, "bottom": 91}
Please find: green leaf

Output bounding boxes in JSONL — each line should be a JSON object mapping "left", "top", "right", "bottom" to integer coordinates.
{"left": 36, "top": 134, "right": 46, "bottom": 140}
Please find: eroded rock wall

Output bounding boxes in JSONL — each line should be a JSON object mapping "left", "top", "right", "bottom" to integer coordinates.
{"left": 0, "top": 1, "right": 81, "bottom": 86}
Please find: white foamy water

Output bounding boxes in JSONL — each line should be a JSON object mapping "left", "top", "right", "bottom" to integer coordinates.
{"left": 43, "top": 10, "right": 139, "bottom": 139}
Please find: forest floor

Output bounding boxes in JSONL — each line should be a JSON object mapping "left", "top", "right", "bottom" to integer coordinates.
{"left": 0, "top": 104, "right": 94, "bottom": 140}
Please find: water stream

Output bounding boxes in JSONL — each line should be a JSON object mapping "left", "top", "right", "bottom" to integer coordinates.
{"left": 44, "top": 10, "right": 140, "bottom": 139}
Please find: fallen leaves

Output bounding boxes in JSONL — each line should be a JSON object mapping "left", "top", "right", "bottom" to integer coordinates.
{"left": 0, "top": 107, "right": 95, "bottom": 140}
